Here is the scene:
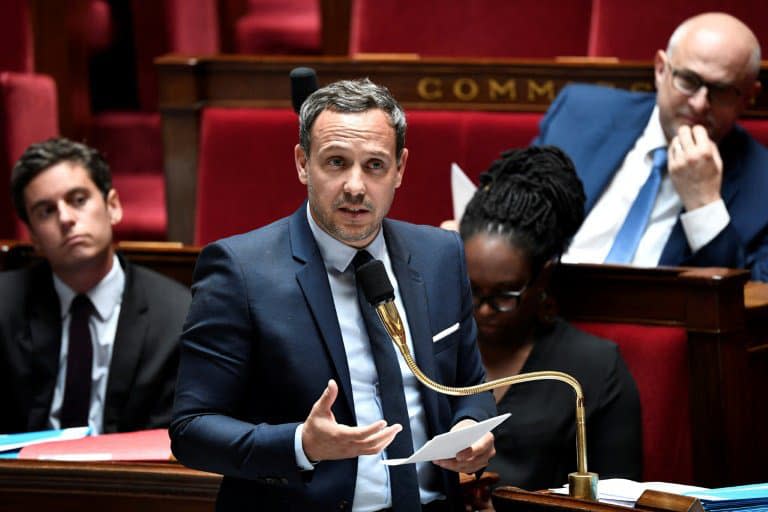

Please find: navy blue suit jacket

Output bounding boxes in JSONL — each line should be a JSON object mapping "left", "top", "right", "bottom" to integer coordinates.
{"left": 170, "top": 205, "right": 495, "bottom": 511}
{"left": 535, "top": 84, "right": 768, "bottom": 281}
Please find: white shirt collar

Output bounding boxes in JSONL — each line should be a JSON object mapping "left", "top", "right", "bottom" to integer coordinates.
{"left": 53, "top": 253, "right": 125, "bottom": 321}
{"left": 638, "top": 105, "right": 669, "bottom": 161}
{"left": 305, "top": 203, "right": 387, "bottom": 273}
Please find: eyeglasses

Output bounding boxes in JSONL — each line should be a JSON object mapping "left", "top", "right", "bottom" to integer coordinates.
{"left": 472, "top": 284, "right": 528, "bottom": 313}
{"left": 667, "top": 63, "right": 743, "bottom": 107}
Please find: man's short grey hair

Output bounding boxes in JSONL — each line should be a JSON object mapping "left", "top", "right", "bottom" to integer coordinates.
{"left": 298, "top": 78, "right": 407, "bottom": 162}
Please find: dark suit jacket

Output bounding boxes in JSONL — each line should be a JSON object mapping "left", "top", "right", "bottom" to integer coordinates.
{"left": 0, "top": 256, "right": 190, "bottom": 434}
{"left": 170, "top": 205, "right": 496, "bottom": 512}
{"left": 535, "top": 83, "right": 768, "bottom": 281}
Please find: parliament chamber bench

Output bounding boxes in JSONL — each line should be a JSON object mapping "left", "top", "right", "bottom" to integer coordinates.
{"left": 155, "top": 56, "right": 768, "bottom": 245}
{"left": 3, "top": 240, "right": 768, "bottom": 491}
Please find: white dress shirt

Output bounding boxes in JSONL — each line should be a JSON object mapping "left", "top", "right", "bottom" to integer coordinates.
{"left": 562, "top": 106, "right": 729, "bottom": 266}
{"left": 294, "top": 205, "right": 442, "bottom": 511}
{"left": 49, "top": 254, "right": 125, "bottom": 434}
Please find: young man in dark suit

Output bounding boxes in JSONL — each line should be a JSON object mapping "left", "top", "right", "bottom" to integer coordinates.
{"left": 171, "top": 79, "right": 496, "bottom": 511}
{"left": 0, "top": 137, "right": 190, "bottom": 435}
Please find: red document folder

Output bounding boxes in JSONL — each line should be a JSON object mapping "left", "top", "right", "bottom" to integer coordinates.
{"left": 18, "top": 428, "right": 172, "bottom": 461}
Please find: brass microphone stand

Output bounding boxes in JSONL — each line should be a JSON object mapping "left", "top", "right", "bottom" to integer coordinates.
{"left": 375, "top": 300, "right": 599, "bottom": 501}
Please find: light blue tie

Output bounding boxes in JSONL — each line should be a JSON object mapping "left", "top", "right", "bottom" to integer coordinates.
{"left": 604, "top": 147, "right": 668, "bottom": 264}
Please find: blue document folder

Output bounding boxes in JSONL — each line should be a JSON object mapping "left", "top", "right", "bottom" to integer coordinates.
{"left": 0, "top": 426, "right": 90, "bottom": 456}
{"left": 685, "top": 483, "right": 768, "bottom": 512}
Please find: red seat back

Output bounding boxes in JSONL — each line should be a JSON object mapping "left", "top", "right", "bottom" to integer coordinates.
{"left": 588, "top": 0, "right": 768, "bottom": 59}
{"left": 0, "top": 72, "right": 59, "bottom": 239}
{"left": 235, "top": 0, "right": 321, "bottom": 54}
{"left": 195, "top": 108, "right": 547, "bottom": 243}
{"left": 131, "top": 0, "right": 220, "bottom": 111}
{"left": 195, "top": 108, "right": 303, "bottom": 245}
{"left": 350, "top": 0, "right": 591, "bottom": 58}
{"left": 573, "top": 322, "right": 694, "bottom": 483}
{"left": 0, "top": 0, "right": 34, "bottom": 73}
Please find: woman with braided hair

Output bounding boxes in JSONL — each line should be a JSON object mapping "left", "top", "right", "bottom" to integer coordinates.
{"left": 459, "top": 146, "right": 642, "bottom": 492}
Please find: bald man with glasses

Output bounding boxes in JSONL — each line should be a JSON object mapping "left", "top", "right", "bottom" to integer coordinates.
{"left": 533, "top": 12, "right": 768, "bottom": 281}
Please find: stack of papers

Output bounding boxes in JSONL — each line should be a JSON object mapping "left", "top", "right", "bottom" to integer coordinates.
{"left": 684, "top": 483, "right": 768, "bottom": 512}
{"left": 551, "top": 478, "right": 707, "bottom": 507}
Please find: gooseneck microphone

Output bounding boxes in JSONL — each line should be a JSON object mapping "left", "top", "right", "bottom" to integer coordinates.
{"left": 289, "top": 67, "right": 319, "bottom": 114}
{"left": 355, "top": 258, "right": 599, "bottom": 501}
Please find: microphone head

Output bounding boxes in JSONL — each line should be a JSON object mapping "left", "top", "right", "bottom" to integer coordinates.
{"left": 289, "top": 67, "right": 319, "bottom": 114}
{"left": 355, "top": 259, "right": 395, "bottom": 306}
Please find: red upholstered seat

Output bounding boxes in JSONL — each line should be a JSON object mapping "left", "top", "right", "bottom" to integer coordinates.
{"left": 0, "top": 72, "right": 59, "bottom": 240}
{"left": 573, "top": 322, "right": 693, "bottom": 484}
{"left": 464, "top": 112, "right": 543, "bottom": 181}
{"left": 588, "top": 0, "right": 768, "bottom": 59}
{"left": 740, "top": 119, "right": 768, "bottom": 149}
{"left": 130, "top": 0, "right": 220, "bottom": 112}
{"left": 235, "top": 0, "right": 321, "bottom": 54}
{"left": 349, "top": 0, "right": 591, "bottom": 58}
{"left": 195, "top": 108, "right": 304, "bottom": 245}
{"left": 88, "top": 112, "right": 163, "bottom": 175}
{"left": 195, "top": 108, "right": 551, "bottom": 243}
{"left": 0, "top": 0, "right": 34, "bottom": 72}
{"left": 111, "top": 174, "right": 167, "bottom": 242}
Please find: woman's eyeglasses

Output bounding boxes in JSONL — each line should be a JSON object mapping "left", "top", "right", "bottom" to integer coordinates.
{"left": 471, "top": 284, "right": 528, "bottom": 312}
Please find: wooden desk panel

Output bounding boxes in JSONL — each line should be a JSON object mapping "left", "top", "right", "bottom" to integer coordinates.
{"left": 0, "top": 460, "right": 219, "bottom": 512}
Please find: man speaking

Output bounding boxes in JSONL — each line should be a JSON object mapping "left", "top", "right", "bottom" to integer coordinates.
{"left": 170, "top": 79, "right": 496, "bottom": 511}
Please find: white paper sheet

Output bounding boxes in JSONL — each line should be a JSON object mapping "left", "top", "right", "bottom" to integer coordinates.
{"left": 451, "top": 162, "right": 478, "bottom": 223}
{"left": 382, "top": 413, "right": 510, "bottom": 466}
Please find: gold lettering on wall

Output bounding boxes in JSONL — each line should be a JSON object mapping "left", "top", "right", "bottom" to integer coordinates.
{"left": 417, "top": 78, "right": 443, "bottom": 100}
{"left": 453, "top": 78, "right": 479, "bottom": 100}
{"left": 489, "top": 79, "right": 517, "bottom": 100}
{"left": 527, "top": 80, "right": 555, "bottom": 101}
{"left": 630, "top": 81, "right": 654, "bottom": 92}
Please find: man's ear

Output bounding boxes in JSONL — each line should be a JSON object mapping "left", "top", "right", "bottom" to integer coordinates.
{"left": 295, "top": 144, "right": 309, "bottom": 184}
{"left": 394, "top": 147, "right": 408, "bottom": 189}
{"left": 653, "top": 50, "right": 667, "bottom": 91}
{"left": 106, "top": 189, "right": 123, "bottom": 226}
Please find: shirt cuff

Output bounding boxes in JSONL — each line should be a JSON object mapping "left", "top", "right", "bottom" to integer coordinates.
{"left": 680, "top": 199, "right": 730, "bottom": 253}
{"left": 294, "top": 423, "right": 315, "bottom": 471}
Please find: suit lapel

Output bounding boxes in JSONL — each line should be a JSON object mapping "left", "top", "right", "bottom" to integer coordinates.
{"left": 384, "top": 221, "right": 442, "bottom": 437}
{"left": 26, "top": 266, "right": 62, "bottom": 431}
{"left": 289, "top": 207, "right": 355, "bottom": 417}
{"left": 580, "top": 96, "right": 655, "bottom": 213}
{"left": 104, "top": 258, "right": 147, "bottom": 431}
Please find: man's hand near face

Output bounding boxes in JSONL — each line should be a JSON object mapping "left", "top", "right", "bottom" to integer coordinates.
{"left": 668, "top": 124, "right": 724, "bottom": 212}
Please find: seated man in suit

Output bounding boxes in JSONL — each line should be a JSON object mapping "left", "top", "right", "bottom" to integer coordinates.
{"left": 170, "top": 79, "right": 497, "bottom": 511}
{"left": 0, "top": 137, "right": 190, "bottom": 435}
{"left": 535, "top": 12, "right": 768, "bottom": 280}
